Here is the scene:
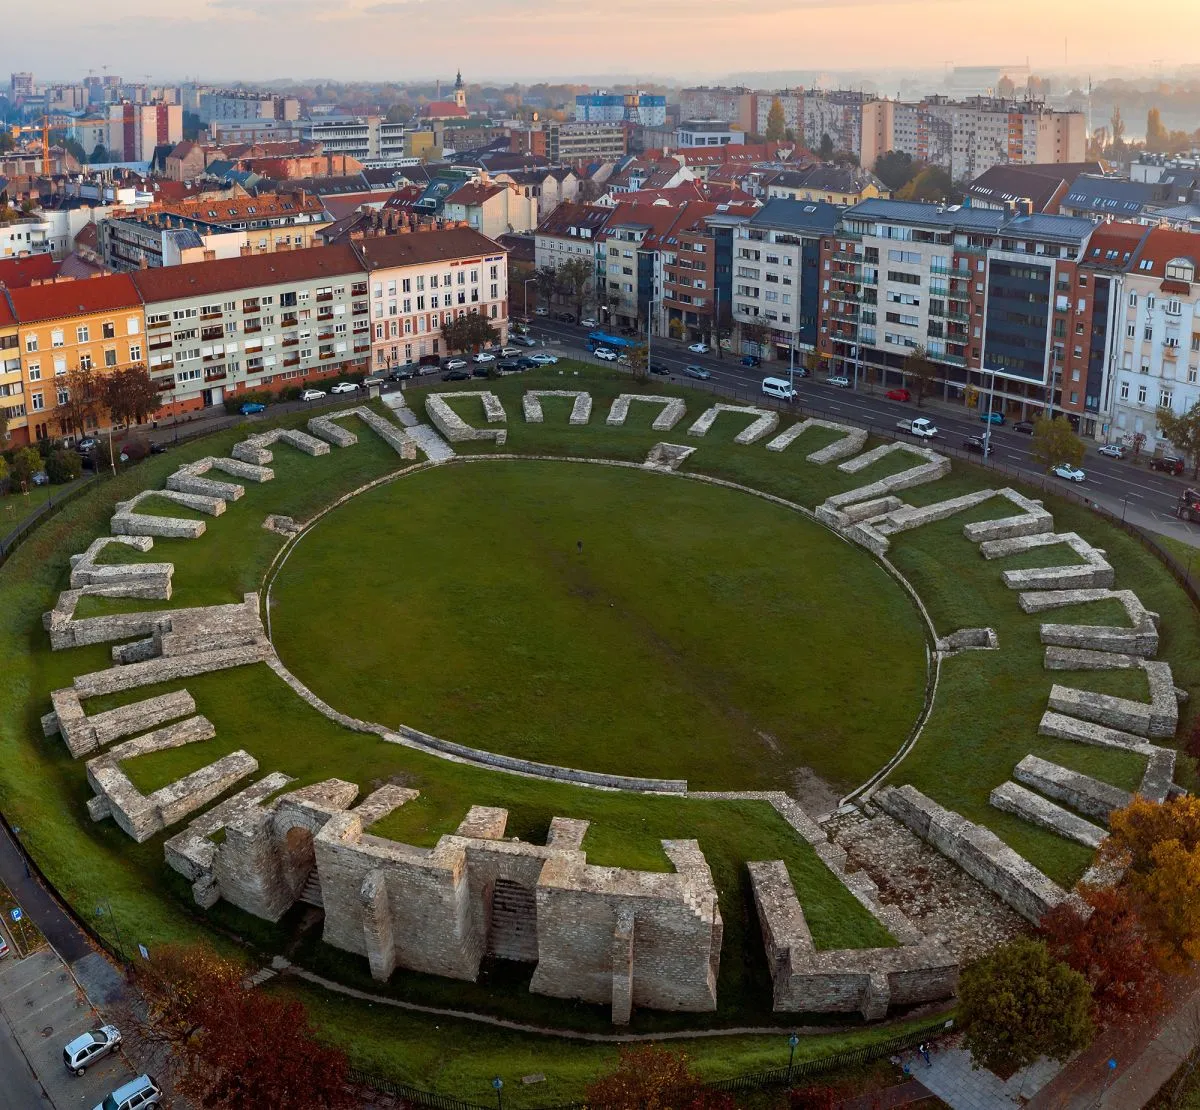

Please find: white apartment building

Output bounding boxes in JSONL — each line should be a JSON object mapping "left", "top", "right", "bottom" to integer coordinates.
{"left": 297, "top": 116, "right": 404, "bottom": 164}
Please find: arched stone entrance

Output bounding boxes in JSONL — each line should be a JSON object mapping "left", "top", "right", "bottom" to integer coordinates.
{"left": 486, "top": 877, "right": 537, "bottom": 962}
{"left": 283, "top": 825, "right": 322, "bottom": 907}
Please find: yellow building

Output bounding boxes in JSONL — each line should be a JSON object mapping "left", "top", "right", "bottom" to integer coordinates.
{"left": 764, "top": 165, "right": 888, "bottom": 206}
{"left": 0, "top": 294, "right": 23, "bottom": 445}
{"left": 9, "top": 274, "right": 146, "bottom": 444}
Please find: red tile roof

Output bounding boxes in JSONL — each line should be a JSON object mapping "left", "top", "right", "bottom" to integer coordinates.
{"left": 8, "top": 273, "right": 142, "bottom": 324}
{"left": 355, "top": 227, "right": 505, "bottom": 270}
{"left": 130, "top": 244, "right": 363, "bottom": 304}
{"left": 0, "top": 293, "right": 15, "bottom": 329}
{"left": 447, "top": 181, "right": 505, "bottom": 207}
{"left": 0, "top": 253, "right": 60, "bottom": 289}
{"left": 157, "top": 192, "right": 326, "bottom": 225}
{"left": 1083, "top": 222, "right": 1149, "bottom": 270}
{"left": 420, "top": 102, "right": 469, "bottom": 119}
{"left": 1132, "top": 226, "right": 1200, "bottom": 274}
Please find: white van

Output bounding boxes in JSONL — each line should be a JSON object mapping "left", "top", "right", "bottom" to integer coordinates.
{"left": 762, "top": 376, "right": 798, "bottom": 401}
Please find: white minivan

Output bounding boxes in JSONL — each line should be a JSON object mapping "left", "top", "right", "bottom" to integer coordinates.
{"left": 762, "top": 376, "right": 798, "bottom": 401}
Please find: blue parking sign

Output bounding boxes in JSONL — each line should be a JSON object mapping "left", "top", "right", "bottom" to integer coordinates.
{"left": 10, "top": 908, "right": 22, "bottom": 923}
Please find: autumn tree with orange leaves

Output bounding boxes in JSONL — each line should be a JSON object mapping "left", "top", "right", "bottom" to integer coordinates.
{"left": 584, "top": 1045, "right": 735, "bottom": 1110}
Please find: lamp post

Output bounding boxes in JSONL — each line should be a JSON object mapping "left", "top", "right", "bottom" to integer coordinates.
{"left": 982, "top": 366, "right": 999, "bottom": 461}
{"left": 1122, "top": 493, "right": 1132, "bottom": 523}
{"left": 787, "top": 1032, "right": 799, "bottom": 1081}
{"left": 492, "top": 1076, "right": 504, "bottom": 1110}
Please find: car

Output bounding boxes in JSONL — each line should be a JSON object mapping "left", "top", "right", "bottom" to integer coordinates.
{"left": 75, "top": 436, "right": 98, "bottom": 453}
{"left": 471, "top": 365, "right": 492, "bottom": 378}
{"left": 497, "top": 346, "right": 521, "bottom": 357}
{"left": 30, "top": 470, "right": 49, "bottom": 485}
{"left": 388, "top": 364, "right": 418, "bottom": 382}
{"left": 886, "top": 388, "right": 911, "bottom": 402}
{"left": 741, "top": 354, "right": 762, "bottom": 368}
{"left": 1051, "top": 463, "right": 1086, "bottom": 482}
{"left": 330, "top": 381, "right": 358, "bottom": 394}
{"left": 557, "top": 312, "right": 576, "bottom": 323}
{"left": 649, "top": 360, "right": 670, "bottom": 375}
{"left": 497, "top": 359, "right": 521, "bottom": 372}
{"left": 579, "top": 317, "right": 598, "bottom": 328}
{"left": 1151, "top": 454, "right": 1185, "bottom": 475}
{"left": 471, "top": 352, "right": 496, "bottom": 364}
{"left": 362, "top": 375, "right": 385, "bottom": 388}
{"left": 64, "top": 1025, "right": 122, "bottom": 1076}
{"left": 826, "top": 375, "right": 851, "bottom": 388}
{"left": 528, "top": 353, "right": 558, "bottom": 366}
{"left": 149, "top": 442, "right": 168, "bottom": 455}
{"left": 1013, "top": 420, "right": 1035, "bottom": 434}
{"left": 896, "top": 417, "right": 937, "bottom": 438}
{"left": 1098, "top": 443, "right": 1127, "bottom": 459}
{"left": 240, "top": 401, "right": 266, "bottom": 415}
{"left": 683, "top": 363, "right": 711, "bottom": 380}
{"left": 534, "top": 306, "right": 549, "bottom": 316}
{"left": 979, "top": 410, "right": 1005, "bottom": 425}
{"left": 442, "top": 368, "right": 471, "bottom": 381}
{"left": 300, "top": 389, "right": 326, "bottom": 401}
{"left": 0, "top": 934, "right": 8, "bottom": 958}
{"left": 594, "top": 347, "right": 619, "bottom": 361}
{"left": 444, "top": 358, "right": 468, "bottom": 370}
{"left": 687, "top": 342, "right": 711, "bottom": 354}
{"left": 962, "top": 435, "right": 989, "bottom": 455}
{"left": 511, "top": 335, "right": 538, "bottom": 347}
{"left": 516, "top": 357, "right": 538, "bottom": 370}
{"left": 91, "top": 1073, "right": 161, "bottom": 1110}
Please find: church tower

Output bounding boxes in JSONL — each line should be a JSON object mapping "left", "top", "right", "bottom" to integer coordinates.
{"left": 453, "top": 70, "right": 466, "bottom": 111}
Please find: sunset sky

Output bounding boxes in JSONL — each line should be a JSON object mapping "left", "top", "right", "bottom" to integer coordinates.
{"left": 7, "top": 0, "right": 1200, "bottom": 82}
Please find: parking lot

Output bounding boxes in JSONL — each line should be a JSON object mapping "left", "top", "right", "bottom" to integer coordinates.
{"left": 0, "top": 944, "right": 134, "bottom": 1109}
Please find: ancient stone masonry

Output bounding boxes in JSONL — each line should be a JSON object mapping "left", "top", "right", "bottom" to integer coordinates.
{"left": 180, "top": 455, "right": 274, "bottom": 484}
{"left": 1012, "top": 754, "right": 1132, "bottom": 824}
{"left": 959, "top": 490, "right": 1053, "bottom": 544}
{"left": 522, "top": 390, "right": 592, "bottom": 425}
{"left": 1037, "top": 711, "right": 1179, "bottom": 803}
{"left": 642, "top": 443, "right": 696, "bottom": 473}
{"left": 233, "top": 427, "right": 331, "bottom": 465}
{"left": 876, "top": 784, "right": 1075, "bottom": 924}
{"left": 110, "top": 511, "right": 206, "bottom": 541}
{"left": 42, "top": 689, "right": 197, "bottom": 759}
{"left": 1047, "top": 660, "right": 1179, "bottom": 738}
{"left": 262, "top": 514, "right": 300, "bottom": 536}
{"left": 686, "top": 404, "right": 779, "bottom": 445}
{"left": 979, "top": 531, "right": 1114, "bottom": 591}
{"left": 118, "top": 487, "right": 227, "bottom": 518}
{"left": 306, "top": 406, "right": 416, "bottom": 459}
{"left": 766, "top": 419, "right": 867, "bottom": 464}
{"left": 424, "top": 392, "right": 508, "bottom": 446}
{"left": 989, "top": 781, "right": 1108, "bottom": 849}
{"left": 936, "top": 628, "right": 999, "bottom": 655}
{"left": 1019, "top": 588, "right": 1160, "bottom": 658}
{"left": 406, "top": 424, "right": 456, "bottom": 463}
{"left": 166, "top": 469, "right": 245, "bottom": 503}
{"left": 1044, "top": 646, "right": 1141, "bottom": 670}
{"left": 748, "top": 860, "right": 956, "bottom": 1018}
{"left": 187, "top": 785, "right": 721, "bottom": 1023}
{"left": 69, "top": 536, "right": 173, "bottom": 598}
{"left": 605, "top": 394, "right": 686, "bottom": 432}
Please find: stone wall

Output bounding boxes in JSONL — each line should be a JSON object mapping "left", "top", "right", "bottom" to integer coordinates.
{"left": 118, "top": 487, "right": 226, "bottom": 518}
{"left": 642, "top": 442, "right": 695, "bottom": 473}
{"left": 110, "top": 512, "right": 206, "bottom": 540}
{"left": 988, "top": 781, "right": 1107, "bottom": 848}
{"left": 1022, "top": 588, "right": 1160, "bottom": 657}
{"left": 979, "top": 532, "right": 1115, "bottom": 591}
{"left": 686, "top": 404, "right": 779, "bottom": 445}
{"left": 961, "top": 490, "right": 1053, "bottom": 543}
{"left": 606, "top": 394, "right": 685, "bottom": 432}
{"left": 523, "top": 391, "right": 592, "bottom": 425}
{"left": 306, "top": 406, "right": 416, "bottom": 458}
{"left": 766, "top": 419, "right": 866, "bottom": 463}
{"left": 68, "top": 536, "right": 173, "bottom": 597}
{"left": 166, "top": 472, "right": 245, "bottom": 502}
{"left": 43, "top": 688, "right": 198, "bottom": 758}
{"left": 1044, "top": 646, "right": 1141, "bottom": 670}
{"left": 1012, "top": 754, "right": 1132, "bottom": 824}
{"left": 1047, "top": 660, "right": 1178, "bottom": 738}
{"left": 185, "top": 456, "right": 274, "bottom": 483}
{"left": 425, "top": 392, "right": 508, "bottom": 446}
{"left": 233, "top": 427, "right": 331, "bottom": 464}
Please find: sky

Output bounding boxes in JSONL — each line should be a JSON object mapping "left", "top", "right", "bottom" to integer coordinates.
{"left": 8, "top": 0, "right": 1200, "bottom": 84}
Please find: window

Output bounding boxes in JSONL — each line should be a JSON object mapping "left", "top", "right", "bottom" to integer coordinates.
{"left": 1189, "top": 368, "right": 1198, "bottom": 384}
{"left": 1161, "top": 389, "right": 1174, "bottom": 408}
{"left": 53, "top": 356, "right": 66, "bottom": 376}
{"left": 1129, "top": 292, "right": 1138, "bottom": 307}
{"left": 416, "top": 276, "right": 425, "bottom": 292}
{"left": 27, "top": 361, "right": 40, "bottom": 381}
{"left": 129, "top": 344, "right": 141, "bottom": 362}
{"left": 1127, "top": 323, "right": 1137, "bottom": 339}
{"left": 1145, "top": 327, "right": 1153, "bottom": 341}
{"left": 76, "top": 325, "right": 90, "bottom": 343}
{"left": 1168, "top": 299, "right": 1182, "bottom": 316}
{"left": 51, "top": 329, "right": 64, "bottom": 348}
{"left": 56, "top": 386, "right": 69, "bottom": 406}
{"left": 1120, "top": 380, "right": 1130, "bottom": 401}
{"left": 172, "top": 308, "right": 198, "bottom": 321}
{"left": 102, "top": 321, "right": 115, "bottom": 339}
{"left": 25, "top": 335, "right": 37, "bottom": 353}
{"left": 104, "top": 348, "right": 117, "bottom": 367}
{"left": 1137, "top": 384, "right": 1147, "bottom": 404}
{"left": 31, "top": 391, "right": 44, "bottom": 411}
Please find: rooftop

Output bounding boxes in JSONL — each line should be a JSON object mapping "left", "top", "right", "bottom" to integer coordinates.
{"left": 749, "top": 197, "right": 844, "bottom": 233}
{"left": 8, "top": 272, "right": 142, "bottom": 324}
{"left": 354, "top": 226, "right": 505, "bottom": 270}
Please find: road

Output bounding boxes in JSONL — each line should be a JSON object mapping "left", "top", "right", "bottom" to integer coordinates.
{"left": 525, "top": 317, "right": 1200, "bottom": 551}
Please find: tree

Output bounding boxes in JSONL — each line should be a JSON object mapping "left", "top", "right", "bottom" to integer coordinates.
{"left": 818, "top": 132, "right": 835, "bottom": 161}
{"left": 626, "top": 340, "right": 648, "bottom": 382}
{"left": 130, "top": 944, "right": 355, "bottom": 1110}
{"left": 1131, "top": 430, "right": 1147, "bottom": 459}
{"left": 1146, "top": 107, "right": 1169, "bottom": 153}
{"left": 532, "top": 264, "right": 558, "bottom": 312}
{"left": 958, "top": 937, "right": 1093, "bottom": 1077}
{"left": 764, "top": 98, "right": 786, "bottom": 142}
{"left": 584, "top": 1045, "right": 734, "bottom": 1110}
{"left": 45, "top": 448, "right": 82, "bottom": 484}
{"left": 874, "top": 151, "right": 917, "bottom": 191}
{"left": 62, "top": 137, "right": 87, "bottom": 165}
{"left": 740, "top": 321, "right": 770, "bottom": 352}
{"left": 103, "top": 366, "right": 163, "bottom": 427}
{"left": 1156, "top": 401, "right": 1200, "bottom": 477}
{"left": 440, "top": 312, "right": 499, "bottom": 354}
{"left": 1030, "top": 414, "right": 1085, "bottom": 470}
{"left": 0, "top": 455, "right": 9, "bottom": 490}
{"left": 557, "top": 257, "right": 594, "bottom": 323}
{"left": 9, "top": 446, "right": 41, "bottom": 487}
{"left": 89, "top": 144, "right": 112, "bottom": 164}
{"left": 1110, "top": 107, "right": 1126, "bottom": 155}
{"left": 998, "top": 75, "right": 1017, "bottom": 98}
{"left": 1040, "top": 885, "right": 1164, "bottom": 1025}
{"left": 0, "top": 405, "right": 9, "bottom": 450}
{"left": 0, "top": 132, "right": 14, "bottom": 154}
{"left": 902, "top": 345, "right": 938, "bottom": 407}
{"left": 59, "top": 366, "right": 102, "bottom": 439}
{"left": 898, "top": 166, "right": 961, "bottom": 204}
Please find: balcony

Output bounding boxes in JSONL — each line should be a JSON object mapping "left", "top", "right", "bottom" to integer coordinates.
{"left": 318, "top": 330, "right": 335, "bottom": 342}
{"left": 351, "top": 282, "right": 368, "bottom": 297}
{"left": 201, "top": 326, "right": 223, "bottom": 342}
{"left": 353, "top": 302, "right": 369, "bottom": 317}
{"left": 317, "top": 312, "right": 334, "bottom": 323}
{"left": 243, "top": 325, "right": 262, "bottom": 335}
{"left": 316, "top": 292, "right": 333, "bottom": 304}
{"left": 939, "top": 352, "right": 967, "bottom": 367}
{"left": 148, "top": 319, "right": 170, "bottom": 331}
{"left": 1163, "top": 345, "right": 1180, "bottom": 360}
{"left": 282, "top": 337, "right": 298, "bottom": 348}
{"left": 283, "top": 356, "right": 300, "bottom": 367}
{"left": 242, "top": 300, "right": 260, "bottom": 313}
{"left": 281, "top": 315, "right": 299, "bottom": 329}
{"left": 204, "top": 368, "right": 227, "bottom": 382}
{"left": 200, "top": 310, "right": 222, "bottom": 322}
{"left": 319, "top": 352, "right": 334, "bottom": 361}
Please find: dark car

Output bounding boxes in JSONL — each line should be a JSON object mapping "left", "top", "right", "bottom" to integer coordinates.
{"left": 1013, "top": 420, "right": 1035, "bottom": 434}
{"left": 741, "top": 354, "right": 762, "bottom": 367}
{"left": 649, "top": 361, "right": 670, "bottom": 376}
{"left": 516, "top": 357, "right": 538, "bottom": 370}
{"left": 557, "top": 312, "right": 576, "bottom": 323}
{"left": 389, "top": 364, "right": 419, "bottom": 382}
{"left": 497, "top": 359, "right": 521, "bottom": 372}
{"left": 962, "top": 435, "right": 989, "bottom": 455}
{"left": 240, "top": 401, "right": 266, "bottom": 415}
{"left": 1151, "top": 455, "right": 1185, "bottom": 475}
{"left": 149, "top": 442, "right": 168, "bottom": 455}
{"left": 441, "top": 368, "right": 471, "bottom": 381}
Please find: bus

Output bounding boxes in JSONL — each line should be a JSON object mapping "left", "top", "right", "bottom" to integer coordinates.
{"left": 586, "top": 329, "right": 639, "bottom": 351}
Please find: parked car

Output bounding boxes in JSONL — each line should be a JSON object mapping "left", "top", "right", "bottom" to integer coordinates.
{"left": 497, "top": 346, "right": 520, "bottom": 357}
{"left": 688, "top": 342, "right": 711, "bottom": 354}
{"left": 594, "top": 347, "right": 619, "bottom": 361}
{"left": 75, "top": 436, "right": 98, "bottom": 453}
{"left": 362, "top": 375, "right": 384, "bottom": 388}
{"left": 741, "top": 354, "right": 762, "bottom": 368}
{"left": 962, "top": 435, "right": 989, "bottom": 455}
{"left": 0, "top": 934, "right": 8, "bottom": 958}
{"left": 443, "top": 358, "right": 468, "bottom": 371}
{"left": 886, "top": 388, "right": 910, "bottom": 402}
{"left": 1013, "top": 420, "right": 1035, "bottom": 434}
{"left": 1098, "top": 443, "right": 1126, "bottom": 459}
{"left": 528, "top": 353, "right": 558, "bottom": 366}
{"left": 471, "top": 352, "right": 496, "bottom": 364}
{"left": 896, "top": 417, "right": 937, "bottom": 439}
{"left": 91, "top": 1074, "right": 161, "bottom": 1110}
{"left": 299, "top": 389, "right": 326, "bottom": 401}
{"left": 556, "top": 312, "right": 576, "bottom": 323}
{"left": 64, "top": 1026, "right": 122, "bottom": 1076}
{"left": 471, "top": 365, "right": 491, "bottom": 378}
{"left": 1051, "top": 463, "right": 1086, "bottom": 482}
{"left": 649, "top": 360, "right": 670, "bottom": 375}
{"left": 683, "top": 363, "right": 711, "bottom": 380}
{"left": 511, "top": 335, "right": 538, "bottom": 347}
{"left": 979, "top": 410, "right": 1005, "bottom": 425}
{"left": 497, "top": 360, "right": 522, "bottom": 372}
{"left": 442, "top": 368, "right": 471, "bottom": 381}
{"left": 580, "top": 317, "right": 598, "bottom": 328}
{"left": 330, "top": 381, "right": 357, "bottom": 394}
{"left": 1151, "top": 454, "right": 1185, "bottom": 475}
{"left": 29, "top": 470, "right": 49, "bottom": 485}
{"left": 240, "top": 401, "right": 267, "bottom": 415}
{"left": 516, "top": 357, "right": 538, "bottom": 370}
{"left": 388, "top": 364, "right": 418, "bottom": 382}
{"left": 826, "top": 375, "right": 851, "bottom": 388}
{"left": 534, "top": 306, "right": 549, "bottom": 316}
{"left": 149, "top": 442, "right": 168, "bottom": 455}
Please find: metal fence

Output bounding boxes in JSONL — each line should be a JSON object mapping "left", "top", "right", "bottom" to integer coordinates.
{"left": 348, "top": 1018, "right": 952, "bottom": 1109}
{"left": 0, "top": 473, "right": 109, "bottom": 567}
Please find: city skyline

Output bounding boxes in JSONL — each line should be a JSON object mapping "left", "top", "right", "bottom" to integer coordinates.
{"left": 6, "top": 0, "right": 1200, "bottom": 84}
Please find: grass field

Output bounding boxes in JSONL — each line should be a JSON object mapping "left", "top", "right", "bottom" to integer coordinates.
{"left": 1, "top": 363, "right": 1196, "bottom": 1099}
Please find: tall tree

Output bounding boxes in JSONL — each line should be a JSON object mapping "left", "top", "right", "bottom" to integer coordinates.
{"left": 818, "top": 132, "right": 835, "bottom": 161}
{"left": 1146, "top": 107, "right": 1169, "bottom": 152}
{"left": 89, "top": 143, "right": 112, "bottom": 164}
{"left": 584, "top": 1045, "right": 734, "bottom": 1110}
{"left": 898, "top": 166, "right": 961, "bottom": 204}
{"left": 764, "top": 98, "right": 786, "bottom": 142}
{"left": 1110, "top": 107, "right": 1126, "bottom": 154}
{"left": 532, "top": 264, "right": 558, "bottom": 312}
{"left": 626, "top": 340, "right": 648, "bottom": 383}
{"left": 958, "top": 937, "right": 1094, "bottom": 1077}
{"left": 1030, "top": 414, "right": 1085, "bottom": 470}
{"left": 873, "top": 151, "right": 917, "bottom": 191}
{"left": 1156, "top": 401, "right": 1200, "bottom": 477}
{"left": 103, "top": 366, "right": 163, "bottom": 427}
{"left": 557, "top": 257, "right": 594, "bottom": 323}
{"left": 901, "top": 345, "right": 938, "bottom": 407}
{"left": 440, "top": 312, "right": 499, "bottom": 354}
{"left": 59, "top": 366, "right": 102, "bottom": 439}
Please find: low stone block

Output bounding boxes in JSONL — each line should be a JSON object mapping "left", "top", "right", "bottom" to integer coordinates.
{"left": 766, "top": 418, "right": 866, "bottom": 463}
{"left": 1013, "top": 754, "right": 1132, "bottom": 824}
{"left": 523, "top": 390, "right": 592, "bottom": 425}
{"left": 643, "top": 442, "right": 695, "bottom": 472}
{"left": 1038, "top": 710, "right": 1154, "bottom": 753}
{"left": 1044, "top": 646, "right": 1141, "bottom": 670}
{"left": 425, "top": 392, "right": 507, "bottom": 445}
{"left": 1141, "top": 747, "right": 1177, "bottom": 804}
{"left": 606, "top": 394, "right": 686, "bottom": 432}
{"left": 686, "top": 404, "right": 779, "bottom": 444}
{"left": 111, "top": 512, "right": 206, "bottom": 540}
{"left": 166, "top": 472, "right": 245, "bottom": 501}
{"left": 961, "top": 490, "right": 1052, "bottom": 543}
{"left": 89, "top": 690, "right": 197, "bottom": 748}
{"left": 989, "top": 781, "right": 1107, "bottom": 848}
{"left": 1048, "top": 661, "right": 1178, "bottom": 738}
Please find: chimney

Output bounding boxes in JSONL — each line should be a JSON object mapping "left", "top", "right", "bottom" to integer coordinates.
{"left": 1017, "top": 198, "right": 1032, "bottom": 217}
{"left": 241, "top": 244, "right": 252, "bottom": 256}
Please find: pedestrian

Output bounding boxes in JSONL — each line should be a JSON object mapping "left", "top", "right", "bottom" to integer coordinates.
{"left": 577, "top": 539, "right": 583, "bottom": 554}
{"left": 919, "top": 1043, "right": 931, "bottom": 1067}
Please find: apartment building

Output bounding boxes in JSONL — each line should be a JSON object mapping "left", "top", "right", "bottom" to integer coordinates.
{"left": 358, "top": 227, "right": 508, "bottom": 372}
{"left": 730, "top": 200, "right": 841, "bottom": 362}
{"left": 105, "top": 101, "right": 183, "bottom": 162}
{"left": 533, "top": 202, "right": 613, "bottom": 301}
{"left": 299, "top": 116, "right": 405, "bottom": 163}
{"left": 131, "top": 245, "right": 369, "bottom": 415}
{"left": 198, "top": 90, "right": 300, "bottom": 124}
{"left": 547, "top": 122, "right": 628, "bottom": 163}
{"left": 764, "top": 164, "right": 887, "bottom": 205}
{"left": 6, "top": 274, "right": 145, "bottom": 445}
{"left": 442, "top": 179, "right": 537, "bottom": 238}
{"left": 0, "top": 296, "right": 23, "bottom": 443}
{"left": 598, "top": 204, "right": 689, "bottom": 330}
{"left": 575, "top": 92, "right": 666, "bottom": 128}
{"left": 678, "top": 87, "right": 756, "bottom": 132}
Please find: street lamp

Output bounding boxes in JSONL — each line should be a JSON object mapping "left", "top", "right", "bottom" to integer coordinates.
{"left": 523, "top": 277, "right": 535, "bottom": 319}
{"left": 982, "top": 366, "right": 999, "bottom": 460}
{"left": 1121, "top": 493, "right": 1132, "bottom": 523}
{"left": 787, "top": 1032, "right": 799, "bottom": 1080}
{"left": 492, "top": 1076, "right": 504, "bottom": 1110}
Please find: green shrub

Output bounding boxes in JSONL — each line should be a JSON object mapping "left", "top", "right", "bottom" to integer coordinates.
{"left": 44, "top": 449, "right": 82, "bottom": 484}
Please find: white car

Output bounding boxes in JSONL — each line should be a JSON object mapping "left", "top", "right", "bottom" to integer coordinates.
{"left": 497, "top": 347, "right": 520, "bottom": 357}
{"left": 1051, "top": 463, "right": 1086, "bottom": 482}
{"left": 300, "top": 389, "right": 326, "bottom": 401}
{"left": 91, "top": 1074, "right": 161, "bottom": 1110}
{"left": 471, "top": 352, "right": 496, "bottom": 364}
{"left": 594, "top": 347, "right": 619, "bottom": 361}
{"left": 444, "top": 358, "right": 468, "bottom": 370}
{"left": 580, "top": 317, "right": 598, "bottom": 328}
{"left": 826, "top": 375, "right": 851, "bottom": 388}
{"left": 528, "top": 353, "right": 558, "bottom": 365}
{"left": 688, "top": 342, "right": 710, "bottom": 354}
{"left": 330, "top": 381, "right": 357, "bottom": 394}
{"left": 64, "top": 1025, "right": 122, "bottom": 1076}
{"left": 1098, "top": 444, "right": 1126, "bottom": 459}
